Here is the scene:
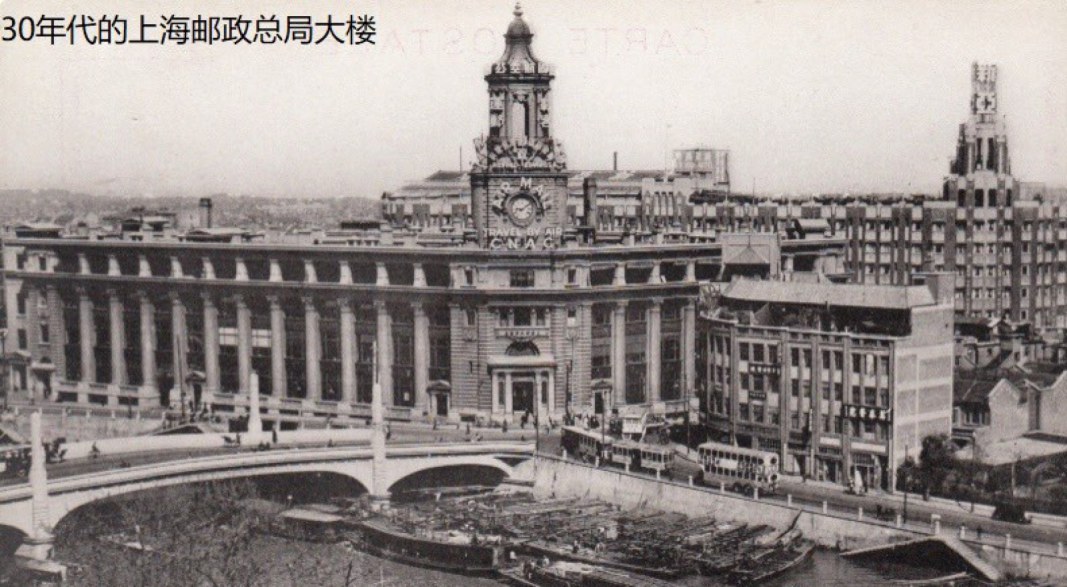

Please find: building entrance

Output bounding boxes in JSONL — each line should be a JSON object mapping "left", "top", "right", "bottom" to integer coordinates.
{"left": 512, "top": 380, "right": 535, "bottom": 415}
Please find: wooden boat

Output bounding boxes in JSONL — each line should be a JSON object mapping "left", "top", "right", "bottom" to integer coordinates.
{"left": 518, "top": 540, "right": 682, "bottom": 580}
{"left": 729, "top": 540, "right": 815, "bottom": 585}
{"left": 347, "top": 517, "right": 503, "bottom": 574}
{"left": 268, "top": 508, "right": 346, "bottom": 543}
{"left": 499, "top": 560, "right": 678, "bottom": 587}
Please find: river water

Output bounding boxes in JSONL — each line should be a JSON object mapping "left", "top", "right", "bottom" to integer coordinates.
{"left": 255, "top": 541, "right": 950, "bottom": 587}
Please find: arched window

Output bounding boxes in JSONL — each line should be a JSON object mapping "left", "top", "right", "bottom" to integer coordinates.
{"left": 505, "top": 341, "right": 540, "bottom": 356}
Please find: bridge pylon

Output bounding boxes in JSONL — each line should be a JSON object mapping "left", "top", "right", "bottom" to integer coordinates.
{"left": 17, "top": 410, "right": 55, "bottom": 562}
{"left": 370, "top": 382, "right": 390, "bottom": 506}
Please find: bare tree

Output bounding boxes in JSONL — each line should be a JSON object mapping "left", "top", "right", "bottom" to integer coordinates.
{"left": 53, "top": 481, "right": 379, "bottom": 587}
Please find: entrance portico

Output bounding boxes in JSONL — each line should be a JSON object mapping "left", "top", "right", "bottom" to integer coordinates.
{"left": 487, "top": 354, "right": 556, "bottom": 422}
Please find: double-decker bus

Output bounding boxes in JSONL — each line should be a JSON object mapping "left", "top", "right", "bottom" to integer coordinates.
{"left": 697, "top": 441, "right": 779, "bottom": 495}
{"left": 561, "top": 426, "right": 612, "bottom": 464}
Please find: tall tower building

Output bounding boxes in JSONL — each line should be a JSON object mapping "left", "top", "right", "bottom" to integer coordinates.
{"left": 943, "top": 63, "right": 1016, "bottom": 207}
{"left": 470, "top": 3, "right": 569, "bottom": 250}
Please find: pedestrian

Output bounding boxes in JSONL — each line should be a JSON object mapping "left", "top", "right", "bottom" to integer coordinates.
{"left": 502, "top": 420, "right": 508, "bottom": 434}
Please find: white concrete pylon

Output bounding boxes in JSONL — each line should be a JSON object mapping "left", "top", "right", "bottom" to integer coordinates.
{"left": 371, "top": 382, "right": 389, "bottom": 501}
{"left": 248, "top": 372, "right": 263, "bottom": 434}
{"left": 26, "top": 410, "right": 53, "bottom": 558}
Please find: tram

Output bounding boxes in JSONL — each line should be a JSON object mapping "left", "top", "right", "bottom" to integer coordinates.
{"left": 697, "top": 441, "right": 779, "bottom": 495}
{"left": 561, "top": 426, "right": 613, "bottom": 463}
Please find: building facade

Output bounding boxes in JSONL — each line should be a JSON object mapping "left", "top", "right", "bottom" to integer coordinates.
{"left": 1, "top": 7, "right": 841, "bottom": 429}
{"left": 383, "top": 64, "right": 1067, "bottom": 332}
{"left": 698, "top": 274, "right": 956, "bottom": 491}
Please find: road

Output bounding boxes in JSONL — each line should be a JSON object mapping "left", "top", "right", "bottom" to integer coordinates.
{"left": 0, "top": 421, "right": 538, "bottom": 488}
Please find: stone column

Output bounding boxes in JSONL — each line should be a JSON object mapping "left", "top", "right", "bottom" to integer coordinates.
{"left": 139, "top": 293, "right": 157, "bottom": 397}
{"left": 612, "top": 301, "right": 627, "bottom": 406}
{"left": 647, "top": 299, "right": 662, "bottom": 403}
{"left": 170, "top": 256, "right": 183, "bottom": 278}
{"left": 170, "top": 294, "right": 188, "bottom": 402}
{"left": 45, "top": 286, "right": 66, "bottom": 383}
{"left": 107, "top": 254, "right": 120, "bottom": 276}
{"left": 339, "top": 298, "right": 356, "bottom": 405}
{"left": 268, "top": 259, "right": 282, "bottom": 282}
{"left": 376, "top": 263, "right": 390, "bottom": 286}
{"left": 138, "top": 255, "right": 151, "bottom": 277}
{"left": 304, "top": 296, "right": 322, "bottom": 401}
{"left": 682, "top": 299, "right": 697, "bottom": 407}
{"left": 613, "top": 263, "right": 627, "bottom": 286}
{"left": 412, "top": 302, "right": 429, "bottom": 415}
{"left": 686, "top": 260, "right": 697, "bottom": 282}
{"left": 649, "top": 263, "right": 661, "bottom": 284}
{"left": 304, "top": 260, "right": 318, "bottom": 283}
{"left": 413, "top": 264, "right": 427, "bottom": 287}
{"left": 236, "top": 295, "right": 252, "bottom": 395}
{"left": 202, "top": 294, "right": 220, "bottom": 395}
{"left": 268, "top": 296, "right": 287, "bottom": 398}
{"left": 235, "top": 258, "right": 249, "bottom": 281}
{"left": 505, "top": 372, "right": 514, "bottom": 415}
{"left": 108, "top": 289, "right": 127, "bottom": 386}
{"left": 78, "top": 253, "right": 90, "bottom": 275}
{"left": 201, "top": 257, "right": 216, "bottom": 280}
{"left": 77, "top": 287, "right": 95, "bottom": 384}
{"left": 375, "top": 301, "right": 393, "bottom": 407}
{"left": 339, "top": 261, "right": 353, "bottom": 284}
{"left": 25, "top": 287, "right": 41, "bottom": 361}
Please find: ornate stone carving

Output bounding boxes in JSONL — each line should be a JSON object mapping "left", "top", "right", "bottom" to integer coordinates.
{"left": 471, "top": 136, "right": 566, "bottom": 173}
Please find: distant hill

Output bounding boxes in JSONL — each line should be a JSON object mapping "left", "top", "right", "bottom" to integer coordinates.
{"left": 0, "top": 190, "right": 381, "bottom": 231}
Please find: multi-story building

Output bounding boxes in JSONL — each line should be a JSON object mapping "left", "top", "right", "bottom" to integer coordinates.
{"left": 0, "top": 6, "right": 842, "bottom": 429}
{"left": 384, "top": 63, "right": 1067, "bottom": 333}
{"left": 698, "top": 273, "right": 956, "bottom": 491}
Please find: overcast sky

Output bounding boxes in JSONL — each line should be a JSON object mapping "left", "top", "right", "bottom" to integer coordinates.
{"left": 1, "top": 0, "right": 1065, "bottom": 199}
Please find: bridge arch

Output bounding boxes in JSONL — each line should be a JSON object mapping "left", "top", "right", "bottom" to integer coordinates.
{"left": 384, "top": 454, "right": 515, "bottom": 492}
{"left": 44, "top": 463, "right": 372, "bottom": 534}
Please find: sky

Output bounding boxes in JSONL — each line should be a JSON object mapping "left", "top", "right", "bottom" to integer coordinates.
{"left": 1, "top": 0, "right": 1066, "bottom": 199}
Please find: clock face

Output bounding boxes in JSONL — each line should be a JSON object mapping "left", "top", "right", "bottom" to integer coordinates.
{"left": 507, "top": 193, "right": 539, "bottom": 226}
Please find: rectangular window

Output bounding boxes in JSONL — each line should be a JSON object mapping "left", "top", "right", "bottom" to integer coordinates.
{"left": 40, "top": 325, "right": 49, "bottom": 344}
{"left": 465, "top": 309, "right": 476, "bottom": 327}
{"left": 510, "top": 270, "right": 535, "bottom": 288}
{"left": 464, "top": 267, "right": 475, "bottom": 285}
{"left": 567, "top": 267, "right": 578, "bottom": 285}
{"left": 753, "top": 344, "right": 765, "bottom": 363}
{"left": 513, "top": 307, "right": 532, "bottom": 326}
{"left": 739, "top": 343, "right": 750, "bottom": 362}
{"left": 566, "top": 307, "right": 577, "bottom": 327}
{"left": 17, "top": 329, "right": 27, "bottom": 350}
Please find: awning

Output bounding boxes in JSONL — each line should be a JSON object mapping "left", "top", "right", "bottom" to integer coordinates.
{"left": 486, "top": 354, "right": 557, "bottom": 369}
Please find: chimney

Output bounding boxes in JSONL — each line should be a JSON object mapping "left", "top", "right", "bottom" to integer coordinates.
{"left": 613, "top": 151, "right": 618, "bottom": 172}
{"left": 198, "top": 197, "right": 213, "bottom": 229}
{"left": 582, "top": 177, "right": 598, "bottom": 230}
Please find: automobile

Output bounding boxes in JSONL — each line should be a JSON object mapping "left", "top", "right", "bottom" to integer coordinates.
{"left": 991, "top": 501, "right": 1031, "bottom": 524}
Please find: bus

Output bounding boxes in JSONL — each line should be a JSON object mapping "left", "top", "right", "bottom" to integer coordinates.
{"left": 605, "top": 439, "right": 675, "bottom": 478}
{"left": 561, "top": 426, "right": 612, "bottom": 464}
{"left": 697, "top": 441, "right": 779, "bottom": 495}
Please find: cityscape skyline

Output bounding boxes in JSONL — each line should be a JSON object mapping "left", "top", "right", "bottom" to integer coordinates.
{"left": 1, "top": 0, "right": 1066, "bottom": 201}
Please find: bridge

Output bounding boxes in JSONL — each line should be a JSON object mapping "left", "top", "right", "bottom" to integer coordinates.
{"left": 0, "top": 440, "right": 532, "bottom": 540}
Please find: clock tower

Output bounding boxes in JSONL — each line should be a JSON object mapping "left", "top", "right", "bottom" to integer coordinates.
{"left": 471, "top": 3, "right": 569, "bottom": 251}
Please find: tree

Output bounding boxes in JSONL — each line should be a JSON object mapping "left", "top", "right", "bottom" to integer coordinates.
{"left": 53, "top": 480, "right": 377, "bottom": 587}
{"left": 917, "top": 434, "right": 956, "bottom": 497}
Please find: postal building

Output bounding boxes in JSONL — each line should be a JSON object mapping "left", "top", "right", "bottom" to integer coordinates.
{"left": 1, "top": 6, "right": 842, "bottom": 428}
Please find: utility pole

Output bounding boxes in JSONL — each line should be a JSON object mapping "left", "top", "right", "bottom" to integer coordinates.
{"left": 903, "top": 443, "right": 909, "bottom": 524}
